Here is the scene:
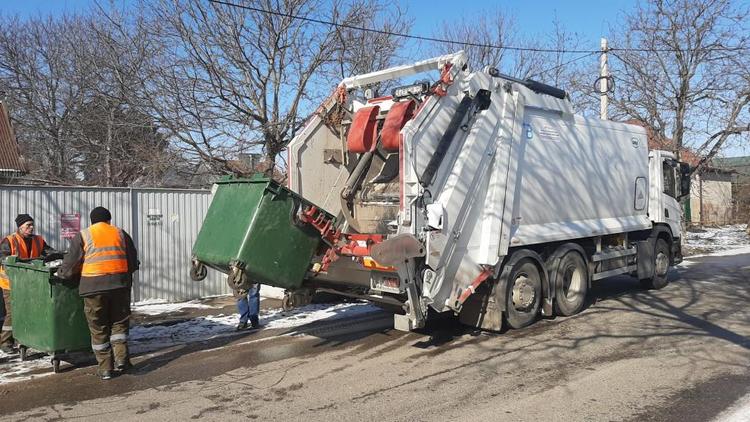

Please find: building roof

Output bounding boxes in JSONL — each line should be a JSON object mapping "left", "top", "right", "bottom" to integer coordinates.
{"left": 0, "top": 102, "right": 26, "bottom": 176}
{"left": 712, "top": 156, "right": 750, "bottom": 168}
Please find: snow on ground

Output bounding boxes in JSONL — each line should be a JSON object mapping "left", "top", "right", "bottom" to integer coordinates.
{"left": 0, "top": 301, "right": 378, "bottom": 385}
{"left": 0, "top": 354, "right": 55, "bottom": 385}
{"left": 131, "top": 298, "right": 217, "bottom": 315}
{"left": 684, "top": 224, "right": 749, "bottom": 256}
{"left": 713, "top": 391, "right": 750, "bottom": 422}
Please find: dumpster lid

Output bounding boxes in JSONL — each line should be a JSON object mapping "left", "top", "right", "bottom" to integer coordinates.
{"left": 3, "top": 256, "right": 52, "bottom": 272}
{"left": 215, "top": 173, "right": 273, "bottom": 185}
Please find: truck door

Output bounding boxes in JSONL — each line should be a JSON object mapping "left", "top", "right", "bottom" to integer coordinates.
{"left": 661, "top": 158, "right": 683, "bottom": 236}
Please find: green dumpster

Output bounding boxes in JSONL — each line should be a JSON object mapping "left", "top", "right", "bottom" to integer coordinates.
{"left": 191, "top": 175, "right": 336, "bottom": 290}
{"left": 4, "top": 257, "right": 91, "bottom": 372}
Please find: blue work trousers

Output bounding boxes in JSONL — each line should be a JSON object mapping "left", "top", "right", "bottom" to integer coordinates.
{"left": 237, "top": 284, "right": 260, "bottom": 324}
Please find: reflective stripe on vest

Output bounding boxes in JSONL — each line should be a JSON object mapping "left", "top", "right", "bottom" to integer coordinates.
{"left": 0, "top": 268, "right": 8, "bottom": 290}
{"left": 1, "top": 233, "right": 44, "bottom": 290}
{"left": 81, "top": 223, "right": 128, "bottom": 277}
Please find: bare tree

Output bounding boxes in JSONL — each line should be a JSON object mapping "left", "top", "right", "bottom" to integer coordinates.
{"left": 0, "top": 10, "right": 171, "bottom": 186}
{"left": 76, "top": 7, "right": 171, "bottom": 186}
{"left": 0, "top": 15, "right": 88, "bottom": 182}
{"left": 328, "top": 1, "right": 411, "bottom": 81}
{"left": 609, "top": 0, "right": 750, "bottom": 171}
{"left": 435, "top": 9, "right": 517, "bottom": 73}
{"left": 142, "top": 0, "right": 409, "bottom": 176}
{"left": 432, "top": 8, "right": 592, "bottom": 101}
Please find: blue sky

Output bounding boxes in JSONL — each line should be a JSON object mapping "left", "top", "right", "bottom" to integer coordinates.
{"left": 5, "top": 0, "right": 634, "bottom": 49}
{"left": 408, "top": 0, "right": 635, "bottom": 50}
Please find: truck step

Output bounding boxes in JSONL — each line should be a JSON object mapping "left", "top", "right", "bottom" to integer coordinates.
{"left": 592, "top": 247, "right": 637, "bottom": 262}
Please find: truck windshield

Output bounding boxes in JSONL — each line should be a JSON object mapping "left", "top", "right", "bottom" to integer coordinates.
{"left": 662, "top": 161, "right": 677, "bottom": 198}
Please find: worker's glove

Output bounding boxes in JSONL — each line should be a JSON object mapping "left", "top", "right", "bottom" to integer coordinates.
{"left": 43, "top": 252, "right": 65, "bottom": 263}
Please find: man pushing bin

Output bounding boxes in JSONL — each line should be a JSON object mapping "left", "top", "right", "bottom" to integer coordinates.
{"left": 0, "top": 214, "right": 55, "bottom": 353}
{"left": 58, "top": 207, "right": 139, "bottom": 380}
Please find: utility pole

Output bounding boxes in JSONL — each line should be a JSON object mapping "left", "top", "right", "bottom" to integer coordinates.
{"left": 599, "top": 38, "right": 609, "bottom": 120}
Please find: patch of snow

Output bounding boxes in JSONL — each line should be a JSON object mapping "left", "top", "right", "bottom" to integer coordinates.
{"left": 131, "top": 299, "right": 216, "bottom": 315}
{"left": 684, "top": 224, "right": 749, "bottom": 256}
{"left": 686, "top": 245, "right": 750, "bottom": 259}
{"left": 713, "top": 391, "right": 750, "bottom": 422}
{"left": 0, "top": 352, "right": 54, "bottom": 385}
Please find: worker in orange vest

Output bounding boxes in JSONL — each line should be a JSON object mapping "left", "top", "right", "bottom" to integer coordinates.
{"left": 58, "top": 207, "right": 139, "bottom": 380}
{"left": 0, "top": 214, "right": 55, "bottom": 353}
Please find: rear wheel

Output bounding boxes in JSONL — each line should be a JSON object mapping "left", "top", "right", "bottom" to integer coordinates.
{"left": 504, "top": 260, "right": 542, "bottom": 329}
{"left": 641, "top": 239, "right": 670, "bottom": 290}
{"left": 554, "top": 251, "right": 589, "bottom": 316}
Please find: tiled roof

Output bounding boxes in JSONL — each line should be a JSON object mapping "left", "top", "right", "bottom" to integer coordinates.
{"left": 0, "top": 102, "right": 26, "bottom": 175}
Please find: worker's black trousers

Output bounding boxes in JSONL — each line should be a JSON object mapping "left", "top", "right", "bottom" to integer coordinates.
{"left": 83, "top": 288, "right": 131, "bottom": 372}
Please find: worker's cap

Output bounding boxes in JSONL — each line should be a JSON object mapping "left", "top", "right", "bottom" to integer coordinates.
{"left": 90, "top": 207, "right": 112, "bottom": 224}
{"left": 15, "top": 214, "right": 33, "bottom": 227}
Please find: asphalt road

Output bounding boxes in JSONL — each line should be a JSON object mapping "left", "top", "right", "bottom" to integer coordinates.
{"left": 1, "top": 252, "right": 748, "bottom": 421}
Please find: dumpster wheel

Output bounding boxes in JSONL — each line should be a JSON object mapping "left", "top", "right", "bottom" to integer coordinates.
{"left": 51, "top": 356, "right": 61, "bottom": 373}
{"left": 190, "top": 262, "right": 208, "bottom": 281}
{"left": 18, "top": 345, "right": 27, "bottom": 362}
{"left": 282, "top": 291, "right": 294, "bottom": 312}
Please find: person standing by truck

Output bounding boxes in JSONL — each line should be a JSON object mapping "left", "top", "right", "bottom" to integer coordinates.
{"left": 0, "top": 214, "right": 55, "bottom": 353}
{"left": 58, "top": 207, "right": 139, "bottom": 380}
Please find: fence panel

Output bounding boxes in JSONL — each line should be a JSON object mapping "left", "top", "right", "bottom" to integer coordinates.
{"left": 0, "top": 185, "right": 227, "bottom": 302}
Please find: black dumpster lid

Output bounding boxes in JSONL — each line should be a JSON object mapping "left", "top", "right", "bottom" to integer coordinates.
{"left": 215, "top": 173, "right": 274, "bottom": 184}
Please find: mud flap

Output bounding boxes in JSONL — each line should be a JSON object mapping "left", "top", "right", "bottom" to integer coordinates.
{"left": 636, "top": 239, "right": 655, "bottom": 280}
{"left": 458, "top": 283, "right": 503, "bottom": 331}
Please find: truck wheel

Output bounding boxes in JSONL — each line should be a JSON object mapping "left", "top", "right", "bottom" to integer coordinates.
{"left": 640, "top": 239, "right": 670, "bottom": 290}
{"left": 554, "top": 251, "right": 588, "bottom": 316}
{"left": 505, "top": 259, "right": 542, "bottom": 329}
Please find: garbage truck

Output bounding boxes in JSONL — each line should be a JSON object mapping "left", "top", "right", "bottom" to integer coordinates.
{"left": 191, "top": 51, "right": 691, "bottom": 332}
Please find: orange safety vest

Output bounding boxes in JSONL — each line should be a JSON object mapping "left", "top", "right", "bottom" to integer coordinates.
{"left": 0, "top": 233, "right": 45, "bottom": 290}
{"left": 81, "top": 223, "right": 129, "bottom": 277}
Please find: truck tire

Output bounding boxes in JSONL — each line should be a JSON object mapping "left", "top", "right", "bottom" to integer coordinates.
{"left": 554, "top": 251, "right": 588, "bottom": 316}
{"left": 504, "top": 259, "right": 542, "bottom": 329}
{"left": 640, "top": 239, "right": 670, "bottom": 290}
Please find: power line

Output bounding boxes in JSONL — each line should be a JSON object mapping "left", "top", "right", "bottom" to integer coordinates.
{"left": 529, "top": 52, "right": 597, "bottom": 79}
{"left": 207, "top": 0, "right": 750, "bottom": 54}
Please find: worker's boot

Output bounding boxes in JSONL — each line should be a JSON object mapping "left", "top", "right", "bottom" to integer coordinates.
{"left": 115, "top": 359, "right": 133, "bottom": 372}
{"left": 112, "top": 339, "right": 131, "bottom": 372}
{"left": 0, "top": 329, "right": 14, "bottom": 354}
{"left": 97, "top": 369, "right": 113, "bottom": 380}
{"left": 250, "top": 316, "right": 260, "bottom": 329}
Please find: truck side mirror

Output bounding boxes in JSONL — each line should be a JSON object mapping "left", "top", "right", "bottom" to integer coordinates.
{"left": 679, "top": 162, "right": 691, "bottom": 199}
